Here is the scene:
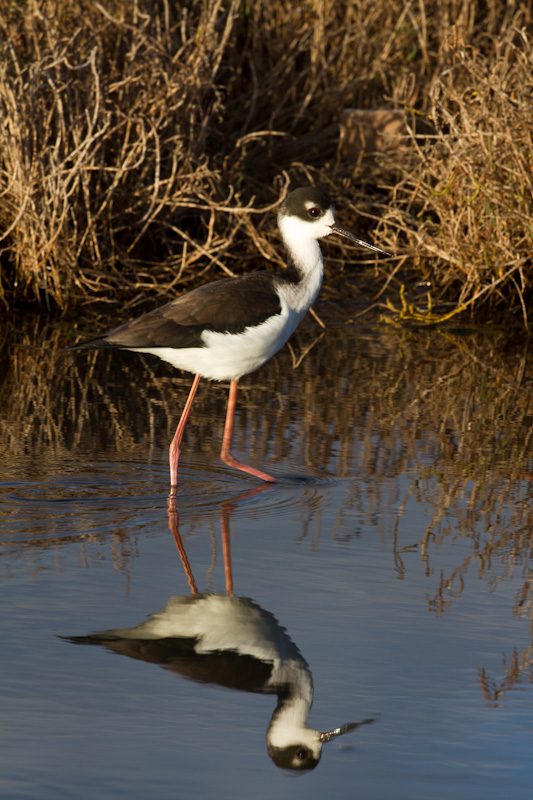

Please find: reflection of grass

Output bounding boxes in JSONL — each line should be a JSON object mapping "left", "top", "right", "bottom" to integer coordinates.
{"left": 2, "top": 314, "right": 531, "bottom": 524}
{"left": 1, "top": 1, "right": 532, "bottom": 325}
{"left": 478, "top": 651, "right": 533, "bottom": 707}
{"left": 1, "top": 315, "right": 532, "bottom": 696}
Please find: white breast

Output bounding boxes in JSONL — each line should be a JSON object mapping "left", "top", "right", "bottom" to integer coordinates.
{"left": 128, "top": 300, "right": 301, "bottom": 381}
{"left": 127, "top": 230, "right": 325, "bottom": 381}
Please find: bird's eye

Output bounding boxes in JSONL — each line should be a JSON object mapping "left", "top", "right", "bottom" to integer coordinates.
{"left": 307, "top": 206, "right": 320, "bottom": 218}
{"left": 296, "top": 748, "right": 309, "bottom": 761}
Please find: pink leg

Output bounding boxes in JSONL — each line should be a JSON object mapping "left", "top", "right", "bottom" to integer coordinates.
{"left": 169, "top": 373, "right": 201, "bottom": 496}
{"left": 220, "top": 379, "right": 276, "bottom": 482}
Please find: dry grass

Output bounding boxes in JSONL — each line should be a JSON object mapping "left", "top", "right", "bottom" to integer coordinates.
{"left": 379, "top": 21, "right": 533, "bottom": 328}
{"left": 0, "top": 0, "right": 532, "bottom": 326}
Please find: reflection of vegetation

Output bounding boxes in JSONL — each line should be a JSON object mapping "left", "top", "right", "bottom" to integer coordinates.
{"left": 1, "top": 315, "right": 532, "bottom": 498}
{"left": 1, "top": 1, "right": 532, "bottom": 323}
{"left": 478, "top": 649, "right": 533, "bottom": 707}
{"left": 1, "top": 315, "right": 532, "bottom": 696}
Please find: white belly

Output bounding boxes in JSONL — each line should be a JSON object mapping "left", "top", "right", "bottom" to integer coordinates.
{"left": 130, "top": 303, "right": 304, "bottom": 381}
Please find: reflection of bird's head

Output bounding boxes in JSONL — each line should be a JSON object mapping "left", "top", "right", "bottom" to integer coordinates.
{"left": 267, "top": 739, "right": 322, "bottom": 771}
{"left": 266, "top": 719, "right": 360, "bottom": 771}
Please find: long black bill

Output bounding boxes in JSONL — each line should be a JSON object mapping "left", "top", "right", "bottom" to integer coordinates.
{"left": 319, "top": 718, "right": 375, "bottom": 743}
{"left": 331, "top": 223, "right": 391, "bottom": 256}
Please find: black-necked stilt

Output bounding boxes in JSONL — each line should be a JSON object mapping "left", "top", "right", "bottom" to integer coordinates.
{"left": 70, "top": 186, "right": 389, "bottom": 491}
{"left": 63, "top": 593, "right": 369, "bottom": 770}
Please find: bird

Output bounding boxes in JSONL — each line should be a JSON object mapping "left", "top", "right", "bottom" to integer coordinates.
{"left": 62, "top": 592, "right": 369, "bottom": 770}
{"left": 70, "top": 186, "right": 389, "bottom": 493}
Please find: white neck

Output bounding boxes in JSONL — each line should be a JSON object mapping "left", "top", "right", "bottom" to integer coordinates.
{"left": 277, "top": 215, "right": 328, "bottom": 314}
{"left": 266, "top": 659, "right": 318, "bottom": 749}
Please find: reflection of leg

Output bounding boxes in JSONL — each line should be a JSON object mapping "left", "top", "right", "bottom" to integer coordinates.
{"left": 167, "top": 497, "right": 198, "bottom": 594}
{"left": 219, "top": 503, "right": 234, "bottom": 596}
{"left": 220, "top": 379, "right": 277, "bottom": 482}
{"left": 169, "top": 374, "right": 201, "bottom": 495}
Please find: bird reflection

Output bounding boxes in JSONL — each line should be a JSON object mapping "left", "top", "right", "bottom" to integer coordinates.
{"left": 64, "top": 494, "right": 373, "bottom": 770}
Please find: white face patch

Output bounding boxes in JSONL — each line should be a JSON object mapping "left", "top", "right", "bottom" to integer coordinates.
{"left": 278, "top": 208, "right": 336, "bottom": 246}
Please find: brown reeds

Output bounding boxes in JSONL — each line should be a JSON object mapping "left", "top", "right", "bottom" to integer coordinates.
{"left": 0, "top": 0, "right": 532, "bottom": 326}
{"left": 378, "top": 21, "right": 533, "bottom": 329}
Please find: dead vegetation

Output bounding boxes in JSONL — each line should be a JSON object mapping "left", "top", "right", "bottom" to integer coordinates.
{"left": 0, "top": 0, "right": 532, "bottom": 326}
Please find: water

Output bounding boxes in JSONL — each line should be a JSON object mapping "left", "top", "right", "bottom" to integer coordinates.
{"left": 1, "top": 315, "right": 532, "bottom": 799}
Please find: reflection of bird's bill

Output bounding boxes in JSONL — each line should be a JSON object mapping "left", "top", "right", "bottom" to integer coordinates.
{"left": 319, "top": 718, "right": 375, "bottom": 742}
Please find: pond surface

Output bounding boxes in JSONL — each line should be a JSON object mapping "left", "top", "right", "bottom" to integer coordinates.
{"left": 1, "top": 314, "right": 532, "bottom": 799}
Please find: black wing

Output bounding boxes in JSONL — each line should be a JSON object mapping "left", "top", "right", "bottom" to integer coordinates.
{"left": 70, "top": 273, "right": 282, "bottom": 351}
